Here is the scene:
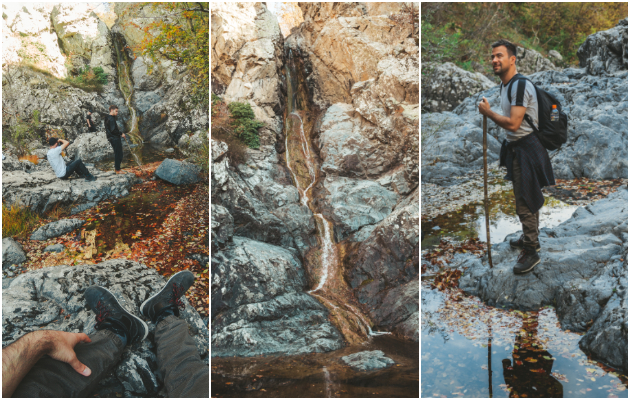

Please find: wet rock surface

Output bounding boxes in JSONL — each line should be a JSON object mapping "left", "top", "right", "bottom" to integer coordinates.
{"left": 211, "top": 236, "right": 344, "bottom": 357}
{"left": 2, "top": 238, "right": 26, "bottom": 270}
{"left": 155, "top": 159, "right": 202, "bottom": 185}
{"left": 341, "top": 350, "right": 396, "bottom": 371}
{"left": 2, "top": 259, "right": 209, "bottom": 397}
{"left": 30, "top": 219, "right": 85, "bottom": 241}
{"left": 459, "top": 187, "right": 628, "bottom": 371}
{"left": 2, "top": 168, "right": 139, "bottom": 213}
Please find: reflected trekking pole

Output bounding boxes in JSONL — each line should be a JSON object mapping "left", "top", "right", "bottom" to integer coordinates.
{"left": 483, "top": 115, "right": 494, "bottom": 269}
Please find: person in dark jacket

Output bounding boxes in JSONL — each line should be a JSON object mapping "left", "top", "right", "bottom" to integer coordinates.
{"left": 477, "top": 39, "right": 555, "bottom": 275}
{"left": 86, "top": 111, "right": 96, "bottom": 133}
{"left": 104, "top": 105, "right": 127, "bottom": 174}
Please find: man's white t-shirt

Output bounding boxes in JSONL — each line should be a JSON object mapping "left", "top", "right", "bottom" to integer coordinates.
{"left": 47, "top": 146, "right": 66, "bottom": 178}
{"left": 500, "top": 78, "right": 539, "bottom": 142}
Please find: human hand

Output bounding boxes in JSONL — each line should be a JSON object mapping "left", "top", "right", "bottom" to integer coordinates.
{"left": 121, "top": 133, "right": 126, "bottom": 139}
{"left": 41, "top": 331, "right": 92, "bottom": 376}
{"left": 478, "top": 97, "right": 491, "bottom": 116}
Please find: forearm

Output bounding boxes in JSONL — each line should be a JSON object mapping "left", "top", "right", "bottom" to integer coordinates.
{"left": 2, "top": 331, "right": 51, "bottom": 397}
{"left": 485, "top": 109, "right": 515, "bottom": 132}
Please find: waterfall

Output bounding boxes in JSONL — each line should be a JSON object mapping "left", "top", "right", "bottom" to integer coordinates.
{"left": 112, "top": 31, "right": 142, "bottom": 167}
{"left": 283, "top": 49, "right": 389, "bottom": 338}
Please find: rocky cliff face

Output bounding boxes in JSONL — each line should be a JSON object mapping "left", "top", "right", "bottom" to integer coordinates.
{"left": 2, "top": 3, "right": 208, "bottom": 146}
{"left": 211, "top": 2, "right": 419, "bottom": 355}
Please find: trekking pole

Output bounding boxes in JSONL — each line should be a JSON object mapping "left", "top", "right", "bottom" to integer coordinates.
{"left": 483, "top": 115, "right": 494, "bottom": 269}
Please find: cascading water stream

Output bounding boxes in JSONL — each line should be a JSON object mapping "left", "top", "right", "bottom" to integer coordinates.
{"left": 112, "top": 33, "right": 142, "bottom": 167}
{"left": 283, "top": 49, "right": 388, "bottom": 338}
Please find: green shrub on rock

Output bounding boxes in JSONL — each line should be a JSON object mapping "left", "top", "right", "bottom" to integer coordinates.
{"left": 228, "top": 102, "right": 264, "bottom": 149}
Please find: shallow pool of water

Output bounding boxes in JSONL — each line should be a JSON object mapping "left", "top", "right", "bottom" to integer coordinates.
{"left": 421, "top": 283, "right": 628, "bottom": 398}
{"left": 81, "top": 182, "right": 194, "bottom": 254}
{"left": 421, "top": 190, "right": 577, "bottom": 250}
{"left": 211, "top": 335, "right": 419, "bottom": 398}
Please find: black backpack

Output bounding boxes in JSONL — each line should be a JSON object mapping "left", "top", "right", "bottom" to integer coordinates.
{"left": 502, "top": 73, "right": 568, "bottom": 151}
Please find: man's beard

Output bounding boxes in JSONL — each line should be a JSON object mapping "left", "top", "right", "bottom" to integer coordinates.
{"left": 492, "top": 64, "right": 504, "bottom": 76}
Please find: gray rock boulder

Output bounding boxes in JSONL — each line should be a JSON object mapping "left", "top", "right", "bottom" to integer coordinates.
{"left": 578, "top": 18, "right": 628, "bottom": 76}
{"left": 459, "top": 188, "right": 627, "bottom": 371}
{"left": 31, "top": 219, "right": 85, "bottom": 241}
{"left": 66, "top": 131, "right": 114, "bottom": 163}
{"left": 549, "top": 50, "right": 563, "bottom": 62}
{"left": 2, "top": 168, "right": 138, "bottom": 213}
{"left": 211, "top": 204, "right": 234, "bottom": 251}
{"left": 2, "top": 238, "right": 27, "bottom": 270}
{"left": 421, "top": 111, "right": 502, "bottom": 184}
{"left": 421, "top": 62, "right": 495, "bottom": 113}
{"left": 341, "top": 350, "right": 395, "bottom": 371}
{"left": 2, "top": 259, "right": 209, "bottom": 397}
{"left": 321, "top": 176, "right": 398, "bottom": 240}
{"left": 348, "top": 188, "right": 419, "bottom": 339}
{"left": 211, "top": 236, "right": 344, "bottom": 357}
{"left": 155, "top": 159, "right": 202, "bottom": 185}
{"left": 44, "top": 243, "right": 66, "bottom": 253}
{"left": 516, "top": 46, "right": 560, "bottom": 75}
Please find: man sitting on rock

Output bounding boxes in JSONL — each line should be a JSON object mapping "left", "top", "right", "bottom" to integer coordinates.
{"left": 47, "top": 137, "right": 97, "bottom": 182}
{"left": 105, "top": 105, "right": 127, "bottom": 174}
{"left": 478, "top": 39, "right": 554, "bottom": 275}
{"left": 2, "top": 270, "right": 209, "bottom": 397}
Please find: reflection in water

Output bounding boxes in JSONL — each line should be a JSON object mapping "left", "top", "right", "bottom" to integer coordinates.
{"left": 421, "top": 191, "right": 577, "bottom": 250}
{"left": 501, "top": 313, "right": 563, "bottom": 398}
{"left": 212, "top": 335, "right": 419, "bottom": 398}
{"left": 421, "top": 282, "right": 628, "bottom": 397}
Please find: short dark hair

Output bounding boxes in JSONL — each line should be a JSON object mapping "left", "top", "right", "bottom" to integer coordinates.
{"left": 492, "top": 39, "right": 517, "bottom": 58}
{"left": 109, "top": 105, "right": 118, "bottom": 111}
{"left": 49, "top": 137, "right": 59, "bottom": 146}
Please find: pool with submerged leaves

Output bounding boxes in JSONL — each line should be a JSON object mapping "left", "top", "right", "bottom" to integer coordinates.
{"left": 421, "top": 189, "right": 628, "bottom": 398}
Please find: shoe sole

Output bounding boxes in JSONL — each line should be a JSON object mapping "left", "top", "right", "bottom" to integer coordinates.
{"left": 514, "top": 259, "right": 541, "bottom": 275}
{"left": 99, "top": 286, "right": 149, "bottom": 341}
{"left": 140, "top": 271, "right": 191, "bottom": 319}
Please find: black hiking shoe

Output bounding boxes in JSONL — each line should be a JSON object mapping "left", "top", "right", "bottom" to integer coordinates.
{"left": 513, "top": 247, "right": 541, "bottom": 275}
{"left": 509, "top": 234, "right": 541, "bottom": 252}
{"left": 84, "top": 174, "right": 97, "bottom": 182}
{"left": 140, "top": 270, "right": 195, "bottom": 324}
{"left": 84, "top": 286, "right": 148, "bottom": 344}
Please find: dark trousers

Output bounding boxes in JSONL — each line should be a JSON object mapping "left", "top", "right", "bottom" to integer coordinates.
{"left": 12, "top": 316, "right": 209, "bottom": 398}
{"left": 513, "top": 155, "right": 540, "bottom": 248}
{"left": 62, "top": 159, "right": 90, "bottom": 179}
{"left": 109, "top": 137, "right": 124, "bottom": 170}
{"left": 88, "top": 125, "right": 97, "bottom": 133}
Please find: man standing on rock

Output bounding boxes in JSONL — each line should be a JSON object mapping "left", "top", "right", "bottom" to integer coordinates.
{"left": 477, "top": 39, "right": 555, "bottom": 275}
{"left": 105, "top": 105, "right": 127, "bottom": 174}
{"left": 47, "top": 137, "right": 97, "bottom": 182}
{"left": 86, "top": 111, "right": 97, "bottom": 133}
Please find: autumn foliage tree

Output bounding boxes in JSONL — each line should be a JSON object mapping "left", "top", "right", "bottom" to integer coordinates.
{"left": 125, "top": 2, "right": 209, "bottom": 107}
{"left": 422, "top": 2, "right": 627, "bottom": 71}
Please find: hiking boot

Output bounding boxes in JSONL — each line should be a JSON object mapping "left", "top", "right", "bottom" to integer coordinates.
{"left": 513, "top": 247, "right": 541, "bottom": 275}
{"left": 84, "top": 174, "right": 97, "bottom": 182}
{"left": 509, "top": 234, "right": 541, "bottom": 252}
{"left": 84, "top": 286, "right": 148, "bottom": 344}
{"left": 141, "top": 270, "right": 195, "bottom": 324}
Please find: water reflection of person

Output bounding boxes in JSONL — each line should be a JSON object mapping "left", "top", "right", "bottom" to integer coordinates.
{"left": 501, "top": 313, "right": 563, "bottom": 398}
